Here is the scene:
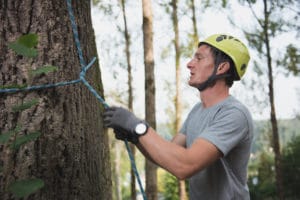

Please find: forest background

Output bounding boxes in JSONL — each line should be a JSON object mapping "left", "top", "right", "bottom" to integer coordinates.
{"left": 91, "top": 0, "right": 299, "bottom": 200}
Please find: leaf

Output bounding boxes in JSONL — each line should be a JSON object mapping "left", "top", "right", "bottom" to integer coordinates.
{"left": 8, "top": 42, "right": 38, "bottom": 58}
{"left": 10, "top": 131, "right": 41, "bottom": 150}
{"left": 30, "top": 65, "right": 58, "bottom": 76}
{"left": 8, "top": 178, "right": 44, "bottom": 198}
{"left": 12, "top": 99, "right": 39, "bottom": 113}
{"left": 0, "top": 84, "right": 28, "bottom": 89}
{"left": 17, "top": 33, "right": 38, "bottom": 48}
{"left": 0, "top": 125, "right": 21, "bottom": 144}
{"left": 8, "top": 33, "right": 38, "bottom": 58}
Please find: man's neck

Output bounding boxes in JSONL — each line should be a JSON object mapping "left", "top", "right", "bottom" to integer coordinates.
{"left": 199, "top": 82, "right": 230, "bottom": 108}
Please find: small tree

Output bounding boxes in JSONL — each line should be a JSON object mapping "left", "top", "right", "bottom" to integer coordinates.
{"left": 142, "top": 0, "right": 158, "bottom": 199}
{"left": 239, "top": 0, "right": 300, "bottom": 198}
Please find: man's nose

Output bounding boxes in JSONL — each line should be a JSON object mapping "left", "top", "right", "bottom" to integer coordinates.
{"left": 187, "top": 58, "right": 195, "bottom": 69}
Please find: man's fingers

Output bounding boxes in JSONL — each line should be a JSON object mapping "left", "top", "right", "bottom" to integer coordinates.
{"left": 103, "top": 107, "right": 119, "bottom": 127}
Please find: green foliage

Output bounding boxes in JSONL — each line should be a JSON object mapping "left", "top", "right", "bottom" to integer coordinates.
{"left": 0, "top": 126, "right": 41, "bottom": 151}
{"left": 0, "top": 125, "right": 22, "bottom": 144}
{"left": 30, "top": 65, "right": 59, "bottom": 76}
{"left": 242, "top": 0, "right": 300, "bottom": 76}
{"left": 279, "top": 44, "right": 300, "bottom": 75}
{"left": 161, "top": 172, "right": 179, "bottom": 200}
{"left": 12, "top": 99, "right": 39, "bottom": 113}
{"left": 17, "top": 33, "right": 38, "bottom": 48}
{"left": 10, "top": 131, "right": 41, "bottom": 150}
{"left": 0, "top": 84, "right": 28, "bottom": 90}
{"left": 4, "top": 31, "right": 63, "bottom": 199}
{"left": 5, "top": 33, "right": 60, "bottom": 91}
{"left": 282, "top": 135, "right": 300, "bottom": 198}
{"left": 8, "top": 178, "right": 44, "bottom": 198}
{"left": 248, "top": 151, "right": 277, "bottom": 199}
{"left": 244, "top": 32, "right": 264, "bottom": 55}
{"left": 249, "top": 121, "right": 300, "bottom": 199}
{"left": 203, "top": 0, "right": 228, "bottom": 8}
{"left": 8, "top": 33, "right": 38, "bottom": 58}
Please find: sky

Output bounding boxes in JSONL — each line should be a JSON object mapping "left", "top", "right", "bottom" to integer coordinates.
{"left": 91, "top": 0, "right": 299, "bottom": 122}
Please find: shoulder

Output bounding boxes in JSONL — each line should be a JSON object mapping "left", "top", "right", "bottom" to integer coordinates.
{"left": 219, "top": 96, "right": 252, "bottom": 119}
{"left": 206, "top": 96, "right": 253, "bottom": 135}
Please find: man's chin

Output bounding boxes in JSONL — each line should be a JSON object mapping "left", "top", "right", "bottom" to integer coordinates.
{"left": 188, "top": 81, "right": 199, "bottom": 88}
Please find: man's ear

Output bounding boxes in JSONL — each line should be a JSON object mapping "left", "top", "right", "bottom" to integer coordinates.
{"left": 216, "top": 62, "right": 230, "bottom": 75}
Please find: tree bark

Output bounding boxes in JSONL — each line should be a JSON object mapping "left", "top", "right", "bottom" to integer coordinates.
{"left": 0, "top": 0, "right": 111, "bottom": 199}
{"left": 171, "top": 0, "right": 187, "bottom": 199}
{"left": 120, "top": 0, "right": 136, "bottom": 199}
{"left": 190, "top": 0, "right": 199, "bottom": 45}
{"left": 142, "top": 0, "right": 157, "bottom": 199}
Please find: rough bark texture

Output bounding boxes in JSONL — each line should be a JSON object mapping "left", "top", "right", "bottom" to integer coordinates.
{"left": 0, "top": 0, "right": 111, "bottom": 199}
{"left": 142, "top": 0, "right": 157, "bottom": 199}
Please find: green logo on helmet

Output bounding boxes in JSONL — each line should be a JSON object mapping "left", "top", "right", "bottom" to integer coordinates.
{"left": 241, "top": 64, "right": 247, "bottom": 71}
{"left": 216, "top": 34, "right": 241, "bottom": 44}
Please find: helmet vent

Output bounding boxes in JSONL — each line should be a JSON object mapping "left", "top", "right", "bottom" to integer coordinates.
{"left": 241, "top": 64, "right": 247, "bottom": 71}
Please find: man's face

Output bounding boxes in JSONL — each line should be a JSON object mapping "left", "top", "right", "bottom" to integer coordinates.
{"left": 187, "top": 44, "right": 215, "bottom": 88}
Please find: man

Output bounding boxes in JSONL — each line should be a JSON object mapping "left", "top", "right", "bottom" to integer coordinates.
{"left": 104, "top": 34, "right": 253, "bottom": 200}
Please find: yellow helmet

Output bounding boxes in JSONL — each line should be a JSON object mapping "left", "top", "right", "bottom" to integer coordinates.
{"left": 199, "top": 34, "right": 250, "bottom": 80}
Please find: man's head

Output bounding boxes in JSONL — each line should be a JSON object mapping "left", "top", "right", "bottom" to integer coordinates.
{"left": 187, "top": 34, "right": 250, "bottom": 91}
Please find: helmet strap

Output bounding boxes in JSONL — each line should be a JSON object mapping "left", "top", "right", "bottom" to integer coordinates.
{"left": 197, "top": 66, "right": 231, "bottom": 91}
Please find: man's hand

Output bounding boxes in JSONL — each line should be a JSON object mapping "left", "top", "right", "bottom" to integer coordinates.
{"left": 103, "top": 107, "right": 142, "bottom": 143}
{"left": 113, "top": 128, "right": 139, "bottom": 144}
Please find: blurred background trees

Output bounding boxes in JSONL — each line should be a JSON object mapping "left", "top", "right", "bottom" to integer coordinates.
{"left": 92, "top": 0, "right": 299, "bottom": 199}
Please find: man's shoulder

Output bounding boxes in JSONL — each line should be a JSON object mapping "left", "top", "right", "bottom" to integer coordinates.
{"left": 223, "top": 96, "right": 251, "bottom": 114}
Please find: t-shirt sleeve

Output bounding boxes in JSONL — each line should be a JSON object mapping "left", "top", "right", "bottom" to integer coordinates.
{"left": 198, "top": 107, "right": 249, "bottom": 156}
{"left": 180, "top": 103, "right": 200, "bottom": 135}
{"left": 180, "top": 117, "right": 188, "bottom": 135}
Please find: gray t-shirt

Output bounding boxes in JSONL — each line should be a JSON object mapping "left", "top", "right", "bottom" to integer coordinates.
{"left": 180, "top": 96, "right": 253, "bottom": 200}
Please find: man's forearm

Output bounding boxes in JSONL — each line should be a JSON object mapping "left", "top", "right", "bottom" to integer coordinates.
{"left": 136, "top": 142, "right": 158, "bottom": 165}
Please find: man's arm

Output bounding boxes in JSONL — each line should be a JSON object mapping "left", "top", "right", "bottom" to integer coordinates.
{"left": 138, "top": 127, "right": 222, "bottom": 180}
{"left": 103, "top": 107, "right": 222, "bottom": 179}
{"left": 136, "top": 133, "right": 187, "bottom": 165}
{"left": 171, "top": 133, "right": 187, "bottom": 147}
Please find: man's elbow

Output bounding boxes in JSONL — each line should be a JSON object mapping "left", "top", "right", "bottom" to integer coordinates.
{"left": 172, "top": 165, "right": 198, "bottom": 180}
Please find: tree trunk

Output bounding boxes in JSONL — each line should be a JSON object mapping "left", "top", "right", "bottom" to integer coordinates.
{"left": 142, "top": 0, "right": 157, "bottom": 199}
{"left": 190, "top": 0, "right": 199, "bottom": 45}
{"left": 171, "top": 0, "right": 187, "bottom": 199}
{"left": 0, "top": 0, "right": 111, "bottom": 199}
{"left": 113, "top": 141, "right": 122, "bottom": 200}
{"left": 263, "top": 0, "right": 284, "bottom": 199}
{"left": 120, "top": 0, "right": 136, "bottom": 199}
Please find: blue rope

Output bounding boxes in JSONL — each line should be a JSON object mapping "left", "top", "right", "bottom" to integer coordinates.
{"left": 67, "top": 1, "right": 147, "bottom": 199}
{"left": 0, "top": 57, "right": 96, "bottom": 94}
{"left": 125, "top": 140, "right": 147, "bottom": 200}
{"left": 79, "top": 58, "right": 109, "bottom": 108}
{"left": 66, "top": 0, "right": 86, "bottom": 68}
{"left": 0, "top": 79, "right": 81, "bottom": 93}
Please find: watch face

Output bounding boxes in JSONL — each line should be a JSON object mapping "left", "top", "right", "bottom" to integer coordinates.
{"left": 135, "top": 123, "right": 147, "bottom": 135}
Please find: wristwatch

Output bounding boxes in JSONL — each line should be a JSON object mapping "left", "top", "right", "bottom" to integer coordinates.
{"left": 134, "top": 121, "right": 149, "bottom": 136}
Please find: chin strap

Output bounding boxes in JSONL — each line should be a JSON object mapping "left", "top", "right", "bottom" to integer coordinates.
{"left": 197, "top": 66, "right": 231, "bottom": 91}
